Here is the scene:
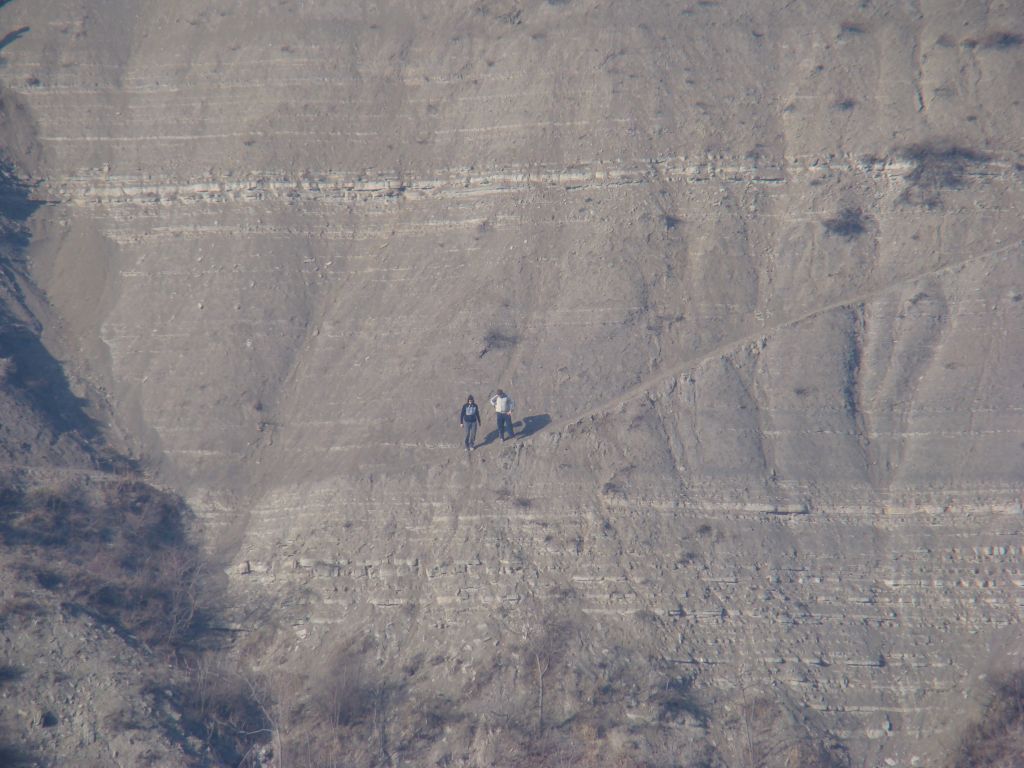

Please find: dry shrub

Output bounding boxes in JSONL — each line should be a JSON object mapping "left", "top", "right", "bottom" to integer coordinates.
{"left": 260, "top": 640, "right": 421, "bottom": 768}
{"left": 738, "top": 695, "right": 848, "bottom": 768}
{"left": 979, "top": 32, "right": 1023, "bottom": 49}
{"left": 952, "top": 671, "right": 1024, "bottom": 768}
{"left": 482, "top": 329, "right": 518, "bottom": 352}
{"left": 898, "top": 143, "right": 988, "bottom": 208}
{"left": 0, "top": 478, "right": 214, "bottom": 651}
{"left": 177, "top": 657, "right": 272, "bottom": 767}
{"left": 309, "top": 647, "right": 378, "bottom": 730}
{"left": 653, "top": 674, "right": 704, "bottom": 725}
{"left": 823, "top": 207, "right": 868, "bottom": 240}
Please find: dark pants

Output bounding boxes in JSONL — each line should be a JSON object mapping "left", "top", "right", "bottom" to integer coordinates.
{"left": 464, "top": 420, "right": 478, "bottom": 449}
{"left": 497, "top": 412, "right": 514, "bottom": 439}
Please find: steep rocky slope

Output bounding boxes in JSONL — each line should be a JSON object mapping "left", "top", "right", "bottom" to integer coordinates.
{"left": 0, "top": 141, "right": 225, "bottom": 765}
{"left": 1, "top": 0, "right": 1023, "bottom": 765}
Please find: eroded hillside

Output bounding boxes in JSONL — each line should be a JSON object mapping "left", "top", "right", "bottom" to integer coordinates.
{"left": 1, "top": 0, "right": 1023, "bottom": 765}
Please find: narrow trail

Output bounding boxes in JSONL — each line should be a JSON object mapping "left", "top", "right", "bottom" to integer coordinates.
{"left": 546, "top": 238, "right": 1023, "bottom": 436}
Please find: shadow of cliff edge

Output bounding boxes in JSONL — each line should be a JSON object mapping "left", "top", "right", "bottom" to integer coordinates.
{"left": 0, "top": 25, "right": 28, "bottom": 55}
{"left": 0, "top": 160, "right": 117, "bottom": 466}
{"left": 0, "top": 665, "right": 34, "bottom": 766}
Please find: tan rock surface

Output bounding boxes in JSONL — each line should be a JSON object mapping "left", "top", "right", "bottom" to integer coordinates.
{"left": 1, "top": 0, "right": 1023, "bottom": 765}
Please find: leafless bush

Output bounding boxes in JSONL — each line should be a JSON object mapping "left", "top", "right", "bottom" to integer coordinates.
{"left": 738, "top": 695, "right": 848, "bottom": 768}
{"left": 653, "top": 675, "right": 705, "bottom": 725}
{"left": 261, "top": 638, "right": 430, "bottom": 767}
{"left": 310, "top": 648, "right": 378, "bottom": 730}
{"left": 474, "top": 616, "right": 719, "bottom": 768}
{"left": 407, "top": 692, "right": 461, "bottom": 745}
{"left": 81, "top": 544, "right": 209, "bottom": 648}
{"left": 178, "top": 657, "right": 272, "bottom": 767}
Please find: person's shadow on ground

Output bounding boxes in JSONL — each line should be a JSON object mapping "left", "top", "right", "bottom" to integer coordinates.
{"left": 517, "top": 414, "right": 551, "bottom": 438}
{"left": 478, "top": 414, "right": 551, "bottom": 447}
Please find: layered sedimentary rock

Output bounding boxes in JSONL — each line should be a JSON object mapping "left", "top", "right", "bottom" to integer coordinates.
{"left": 2, "top": 0, "right": 1023, "bottom": 764}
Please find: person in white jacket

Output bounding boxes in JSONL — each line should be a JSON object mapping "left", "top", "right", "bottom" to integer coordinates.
{"left": 489, "top": 389, "right": 515, "bottom": 441}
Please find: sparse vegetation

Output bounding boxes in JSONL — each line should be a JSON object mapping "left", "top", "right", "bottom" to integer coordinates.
{"left": 979, "top": 31, "right": 1023, "bottom": 49}
{"left": 823, "top": 207, "right": 868, "bottom": 239}
{"left": 0, "top": 479, "right": 212, "bottom": 650}
{"left": 483, "top": 328, "right": 518, "bottom": 350}
{"left": 602, "top": 481, "right": 624, "bottom": 496}
{"left": 898, "top": 143, "right": 988, "bottom": 208}
{"left": 0, "top": 474, "right": 269, "bottom": 764}
{"left": 177, "top": 658, "right": 273, "bottom": 766}
{"left": 653, "top": 674, "right": 705, "bottom": 724}
{"left": 497, "top": 9, "right": 523, "bottom": 25}
{"left": 207, "top": 633, "right": 440, "bottom": 768}
{"left": 308, "top": 642, "right": 382, "bottom": 734}
{"left": 738, "top": 695, "right": 850, "bottom": 768}
{"left": 951, "top": 671, "right": 1024, "bottom": 768}
{"left": 441, "top": 606, "right": 720, "bottom": 768}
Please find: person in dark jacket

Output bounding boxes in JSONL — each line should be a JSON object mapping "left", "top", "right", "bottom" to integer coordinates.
{"left": 459, "top": 395, "right": 482, "bottom": 451}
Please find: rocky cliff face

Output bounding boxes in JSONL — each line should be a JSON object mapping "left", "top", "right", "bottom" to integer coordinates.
{"left": 2, "top": 0, "right": 1023, "bottom": 765}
